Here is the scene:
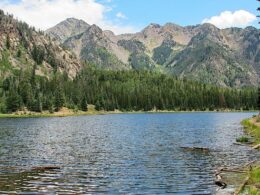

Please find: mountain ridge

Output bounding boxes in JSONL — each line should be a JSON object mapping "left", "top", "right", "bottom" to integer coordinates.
{"left": 0, "top": 11, "right": 83, "bottom": 79}
{"left": 46, "top": 18, "right": 259, "bottom": 87}
{"left": 0, "top": 10, "right": 258, "bottom": 87}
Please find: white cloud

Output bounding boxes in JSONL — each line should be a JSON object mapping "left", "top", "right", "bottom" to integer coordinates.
{"left": 0, "top": 0, "right": 138, "bottom": 34}
{"left": 116, "top": 12, "right": 127, "bottom": 19}
{"left": 202, "top": 10, "right": 256, "bottom": 28}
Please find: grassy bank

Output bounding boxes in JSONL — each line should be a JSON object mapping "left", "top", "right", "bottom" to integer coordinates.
{"left": 244, "top": 166, "right": 260, "bottom": 194}
{"left": 241, "top": 115, "right": 260, "bottom": 144}
{"left": 0, "top": 106, "right": 119, "bottom": 118}
{"left": 0, "top": 107, "right": 257, "bottom": 119}
{"left": 238, "top": 115, "right": 260, "bottom": 194}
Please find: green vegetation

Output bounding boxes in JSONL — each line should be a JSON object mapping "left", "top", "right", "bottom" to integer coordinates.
{"left": 239, "top": 114, "right": 260, "bottom": 194}
{"left": 241, "top": 117, "right": 260, "bottom": 144}
{"left": 153, "top": 40, "right": 175, "bottom": 65}
{"left": 0, "top": 50, "right": 12, "bottom": 72}
{"left": 118, "top": 39, "right": 145, "bottom": 53}
{"left": 129, "top": 53, "right": 155, "bottom": 70}
{"left": 240, "top": 166, "right": 260, "bottom": 195}
{"left": 0, "top": 66, "right": 258, "bottom": 114}
{"left": 31, "top": 44, "right": 45, "bottom": 65}
{"left": 5, "top": 35, "right": 10, "bottom": 49}
{"left": 249, "top": 166, "right": 260, "bottom": 184}
{"left": 80, "top": 46, "right": 127, "bottom": 70}
{"left": 236, "top": 136, "right": 249, "bottom": 143}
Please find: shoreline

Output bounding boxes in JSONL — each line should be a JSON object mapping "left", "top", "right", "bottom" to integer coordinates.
{"left": 235, "top": 115, "right": 260, "bottom": 194}
{"left": 0, "top": 108, "right": 258, "bottom": 119}
{"left": 216, "top": 115, "right": 260, "bottom": 194}
{"left": 241, "top": 115, "right": 260, "bottom": 145}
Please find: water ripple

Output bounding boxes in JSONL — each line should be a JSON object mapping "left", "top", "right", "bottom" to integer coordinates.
{"left": 0, "top": 112, "right": 259, "bottom": 194}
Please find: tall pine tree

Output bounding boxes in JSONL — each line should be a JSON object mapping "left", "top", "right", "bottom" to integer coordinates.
{"left": 257, "top": 87, "right": 260, "bottom": 115}
{"left": 54, "top": 86, "right": 65, "bottom": 112}
{"left": 80, "top": 96, "right": 88, "bottom": 112}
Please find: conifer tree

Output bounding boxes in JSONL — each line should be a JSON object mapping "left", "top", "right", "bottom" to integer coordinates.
{"left": 80, "top": 96, "right": 88, "bottom": 111}
{"left": 257, "top": 87, "right": 260, "bottom": 115}
{"left": 54, "top": 86, "right": 65, "bottom": 112}
{"left": 33, "top": 92, "right": 42, "bottom": 112}
{"left": 6, "top": 35, "right": 10, "bottom": 49}
{"left": 6, "top": 90, "right": 21, "bottom": 112}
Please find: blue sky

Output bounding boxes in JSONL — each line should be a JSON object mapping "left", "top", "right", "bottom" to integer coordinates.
{"left": 102, "top": 0, "right": 259, "bottom": 28}
{"left": 1, "top": 0, "right": 259, "bottom": 34}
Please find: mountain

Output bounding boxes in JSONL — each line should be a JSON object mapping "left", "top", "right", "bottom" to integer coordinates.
{"left": 0, "top": 11, "right": 82, "bottom": 79}
{"left": 166, "top": 24, "right": 259, "bottom": 87}
{"left": 46, "top": 18, "right": 90, "bottom": 43}
{"left": 47, "top": 18, "right": 259, "bottom": 87}
{"left": 63, "top": 24, "right": 131, "bottom": 70}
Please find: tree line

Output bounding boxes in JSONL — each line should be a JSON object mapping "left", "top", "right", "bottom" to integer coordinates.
{"left": 0, "top": 67, "right": 258, "bottom": 113}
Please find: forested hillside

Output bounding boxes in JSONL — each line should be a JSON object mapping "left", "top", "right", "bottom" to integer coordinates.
{"left": 0, "top": 67, "right": 257, "bottom": 113}
{"left": 0, "top": 10, "right": 82, "bottom": 80}
{"left": 0, "top": 10, "right": 258, "bottom": 114}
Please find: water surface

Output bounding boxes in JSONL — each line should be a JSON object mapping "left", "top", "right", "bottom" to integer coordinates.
{"left": 0, "top": 113, "right": 258, "bottom": 194}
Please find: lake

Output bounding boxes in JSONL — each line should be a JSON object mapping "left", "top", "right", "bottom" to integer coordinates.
{"left": 0, "top": 112, "right": 258, "bottom": 194}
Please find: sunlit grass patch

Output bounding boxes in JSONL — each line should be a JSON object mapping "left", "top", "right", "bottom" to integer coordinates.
{"left": 241, "top": 118, "right": 260, "bottom": 144}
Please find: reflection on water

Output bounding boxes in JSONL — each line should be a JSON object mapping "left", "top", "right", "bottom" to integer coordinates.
{"left": 0, "top": 113, "right": 259, "bottom": 194}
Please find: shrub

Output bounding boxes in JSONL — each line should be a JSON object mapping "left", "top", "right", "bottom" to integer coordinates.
{"left": 236, "top": 136, "right": 249, "bottom": 143}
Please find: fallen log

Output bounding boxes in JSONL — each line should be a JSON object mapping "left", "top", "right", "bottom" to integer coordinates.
{"left": 31, "top": 166, "right": 61, "bottom": 171}
{"left": 180, "top": 146, "right": 210, "bottom": 152}
{"left": 234, "top": 176, "right": 249, "bottom": 195}
{"left": 219, "top": 168, "right": 246, "bottom": 173}
{"left": 233, "top": 142, "right": 248, "bottom": 146}
{"left": 252, "top": 144, "right": 260, "bottom": 149}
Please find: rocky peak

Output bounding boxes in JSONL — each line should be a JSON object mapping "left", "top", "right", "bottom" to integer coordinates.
{"left": 142, "top": 23, "right": 161, "bottom": 35}
{"left": 88, "top": 24, "right": 103, "bottom": 35}
{"left": 147, "top": 23, "right": 161, "bottom": 29}
{"left": 46, "top": 18, "right": 90, "bottom": 42}
{"left": 104, "top": 30, "right": 115, "bottom": 37}
{"left": 163, "top": 23, "right": 184, "bottom": 31}
{"left": 65, "top": 17, "right": 85, "bottom": 23}
{"left": 188, "top": 23, "right": 226, "bottom": 45}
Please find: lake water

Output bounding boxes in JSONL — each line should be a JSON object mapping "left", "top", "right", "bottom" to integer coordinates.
{"left": 0, "top": 112, "right": 258, "bottom": 194}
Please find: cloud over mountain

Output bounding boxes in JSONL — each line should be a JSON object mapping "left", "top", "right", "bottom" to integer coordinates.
{"left": 0, "top": 0, "right": 138, "bottom": 34}
{"left": 202, "top": 10, "right": 256, "bottom": 28}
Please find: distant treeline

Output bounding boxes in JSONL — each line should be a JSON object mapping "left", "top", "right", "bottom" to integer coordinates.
{"left": 0, "top": 68, "right": 258, "bottom": 113}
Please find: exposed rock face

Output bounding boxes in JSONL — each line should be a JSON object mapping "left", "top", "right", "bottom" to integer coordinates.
{"left": 0, "top": 11, "right": 82, "bottom": 79}
{"left": 166, "top": 24, "right": 260, "bottom": 87}
{"left": 63, "top": 24, "right": 131, "bottom": 70}
{"left": 46, "top": 18, "right": 90, "bottom": 43}
{"left": 46, "top": 17, "right": 259, "bottom": 87}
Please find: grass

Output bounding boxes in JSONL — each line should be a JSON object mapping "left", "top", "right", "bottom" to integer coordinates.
{"left": 249, "top": 167, "right": 260, "bottom": 183}
{"left": 241, "top": 166, "right": 260, "bottom": 195}
{"left": 236, "top": 136, "right": 250, "bottom": 143}
{"left": 239, "top": 116, "right": 260, "bottom": 194}
{"left": 0, "top": 111, "right": 108, "bottom": 118}
{"left": 241, "top": 116, "right": 260, "bottom": 144}
{"left": 0, "top": 105, "right": 120, "bottom": 119}
{"left": 0, "top": 110, "right": 259, "bottom": 119}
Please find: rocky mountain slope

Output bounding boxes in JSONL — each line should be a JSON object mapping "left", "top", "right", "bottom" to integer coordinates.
{"left": 47, "top": 18, "right": 260, "bottom": 87}
{"left": 0, "top": 11, "right": 82, "bottom": 79}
